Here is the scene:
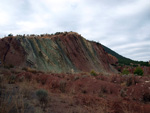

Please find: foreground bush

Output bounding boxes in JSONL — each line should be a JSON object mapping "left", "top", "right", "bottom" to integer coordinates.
{"left": 36, "top": 89, "right": 48, "bottom": 111}
{"left": 134, "top": 67, "right": 143, "bottom": 76}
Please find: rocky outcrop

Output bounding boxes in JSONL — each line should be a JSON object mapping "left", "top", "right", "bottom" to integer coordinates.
{"left": 0, "top": 37, "right": 26, "bottom": 66}
{"left": 0, "top": 32, "right": 118, "bottom": 73}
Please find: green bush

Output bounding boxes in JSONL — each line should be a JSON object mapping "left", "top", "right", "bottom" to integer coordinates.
{"left": 90, "top": 70, "right": 97, "bottom": 76}
{"left": 134, "top": 67, "right": 143, "bottom": 76}
{"left": 122, "top": 68, "right": 129, "bottom": 75}
{"left": 36, "top": 89, "right": 48, "bottom": 111}
{"left": 8, "top": 33, "right": 13, "bottom": 37}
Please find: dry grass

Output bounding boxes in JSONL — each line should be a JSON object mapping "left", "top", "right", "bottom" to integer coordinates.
{"left": 96, "top": 103, "right": 109, "bottom": 113}
{"left": 0, "top": 70, "right": 150, "bottom": 113}
{"left": 0, "top": 89, "right": 25, "bottom": 113}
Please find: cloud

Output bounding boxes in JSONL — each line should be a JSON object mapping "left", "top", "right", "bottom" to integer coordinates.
{"left": 0, "top": 0, "right": 150, "bottom": 61}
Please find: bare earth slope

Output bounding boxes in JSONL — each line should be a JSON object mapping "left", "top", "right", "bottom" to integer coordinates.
{"left": 0, "top": 32, "right": 118, "bottom": 73}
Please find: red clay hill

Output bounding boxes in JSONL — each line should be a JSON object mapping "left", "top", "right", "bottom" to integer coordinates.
{"left": 0, "top": 32, "right": 118, "bottom": 74}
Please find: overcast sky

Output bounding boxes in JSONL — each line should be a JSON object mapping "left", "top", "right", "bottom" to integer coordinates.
{"left": 0, "top": 0, "right": 150, "bottom": 61}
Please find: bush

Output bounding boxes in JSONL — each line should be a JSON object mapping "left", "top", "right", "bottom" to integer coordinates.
{"left": 143, "top": 92, "right": 150, "bottom": 103}
{"left": 122, "top": 68, "right": 129, "bottom": 75}
{"left": 24, "top": 73, "right": 32, "bottom": 81}
{"left": 8, "top": 75, "right": 16, "bottom": 84}
{"left": 36, "top": 75, "right": 48, "bottom": 85}
{"left": 18, "top": 76, "right": 25, "bottom": 82}
{"left": 59, "top": 80, "right": 66, "bottom": 93}
{"left": 126, "top": 76, "right": 139, "bottom": 86}
{"left": 126, "top": 77, "right": 132, "bottom": 86}
{"left": 8, "top": 33, "right": 13, "bottom": 37}
{"left": 0, "top": 74, "right": 4, "bottom": 88}
{"left": 36, "top": 89, "right": 48, "bottom": 111}
{"left": 134, "top": 67, "right": 143, "bottom": 76}
{"left": 90, "top": 70, "right": 97, "bottom": 76}
{"left": 4, "top": 64, "right": 14, "bottom": 69}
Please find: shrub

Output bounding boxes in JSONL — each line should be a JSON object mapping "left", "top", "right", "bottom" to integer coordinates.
{"left": 126, "top": 76, "right": 139, "bottom": 86}
{"left": 24, "top": 73, "right": 32, "bottom": 81}
{"left": 101, "top": 85, "right": 107, "bottom": 93}
{"left": 122, "top": 68, "right": 129, "bottom": 75}
{"left": 4, "top": 64, "right": 14, "bottom": 69}
{"left": 110, "top": 75, "right": 117, "bottom": 83}
{"left": 59, "top": 80, "right": 66, "bottom": 93}
{"left": 22, "top": 67, "right": 38, "bottom": 74}
{"left": 134, "top": 67, "right": 143, "bottom": 76}
{"left": 36, "top": 75, "right": 48, "bottom": 85}
{"left": 120, "top": 88, "right": 127, "bottom": 97}
{"left": 18, "top": 76, "right": 25, "bottom": 82}
{"left": 8, "top": 33, "right": 13, "bottom": 37}
{"left": 90, "top": 70, "right": 97, "bottom": 76}
{"left": 36, "top": 89, "right": 48, "bottom": 111}
{"left": 8, "top": 75, "right": 16, "bottom": 84}
{"left": 0, "top": 74, "right": 4, "bottom": 88}
{"left": 143, "top": 92, "right": 150, "bottom": 103}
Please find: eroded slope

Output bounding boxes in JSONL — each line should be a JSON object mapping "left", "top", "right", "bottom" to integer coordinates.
{"left": 0, "top": 32, "right": 118, "bottom": 73}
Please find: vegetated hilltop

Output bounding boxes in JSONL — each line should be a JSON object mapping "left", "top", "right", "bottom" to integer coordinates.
{"left": 0, "top": 32, "right": 118, "bottom": 74}
{"left": 102, "top": 45, "right": 150, "bottom": 66}
{"left": 102, "top": 45, "right": 150, "bottom": 75}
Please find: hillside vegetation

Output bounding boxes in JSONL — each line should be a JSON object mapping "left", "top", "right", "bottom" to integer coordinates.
{"left": 102, "top": 45, "right": 150, "bottom": 66}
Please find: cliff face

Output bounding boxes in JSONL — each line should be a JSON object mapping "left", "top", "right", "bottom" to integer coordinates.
{"left": 0, "top": 32, "right": 118, "bottom": 73}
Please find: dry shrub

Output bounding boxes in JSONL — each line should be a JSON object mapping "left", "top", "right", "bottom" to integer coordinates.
{"left": 36, "top": 89, "right": 48, "bottom": 111}
{"left": 121, "top": 103, "right": 134, "bottom": 113}
{"left": 36, "top": 74, "right": 48, "bottom": 85}
{"left": 10, "top": 68, "right": 22, "bottom": 74}
{"left": 97, "top": 103, "right": 109, "bottom": 113}
{"left": 20, "top": 82, "right": 32, "bottom": 99}
{"left": 18, "top": 76, "right": 25, "bottom": 82}
{"left": 0, "top": 90, "right": 25, "bottom": 113}
{"left": 126, "top": 76, "right": 139, "bottom": 87}
{"left": 23, "top": 72, "right": 33, "bottom": 81}
{"left": 0, "top": 74, "right": 4, "bottom": 88}
{"left": 22, "top": 67, "right": 38, "bottom": 74}
{"left": 0, "top": 93, "right": 15, "bottom": 113}
{"left": 120, "top": 88, "right": 127, "bottom": 97}
{"left": 59, "top": 80, "right": 67, "bottom": 93}
{"left": 143, "top": 92, "right": 150, "bottom": 103}
{"left": 121, "top": 103, "right": 143, "bottom": 113}
{"left": 51, "top": 80, "right": 59, "bottom": 89}
{"left": 110, "top": 75, "right": 118, "bottom": 83}
{"left": 67, "top": 106, "right": 86, "bottom": 113}
{"left": 96, "top": 75, "right": 107, "bottom": 81}
{"left": 100, "top": 84, "right": 108, "bottom": 94}
{"left": 8, "top": 74, "right": 17, "bottom": 84}
{"left": 0, "top": 69, "right": 11, "bottom": 76}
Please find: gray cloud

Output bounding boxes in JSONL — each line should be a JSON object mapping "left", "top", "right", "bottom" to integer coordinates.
{"left": 0, "top": 0, "right": 150, "bottom": 61}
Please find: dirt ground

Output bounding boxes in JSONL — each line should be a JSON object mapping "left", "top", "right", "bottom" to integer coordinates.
{"left": 0, "top": 68, "right": 150, "bottom": 113}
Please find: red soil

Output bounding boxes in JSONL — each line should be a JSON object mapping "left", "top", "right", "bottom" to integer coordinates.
{"left": 15, "top": 71, "right": 150, "bottom": 113}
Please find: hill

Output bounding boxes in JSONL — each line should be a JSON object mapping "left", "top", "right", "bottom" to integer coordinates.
{"left": 0, "top": 32, "right": 118, "bottom": 74}
{"left": 102, "top": 45, "right": 150, "bottom": 67}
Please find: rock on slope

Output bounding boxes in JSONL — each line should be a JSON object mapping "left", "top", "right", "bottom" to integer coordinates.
{"left": 0, "top": 32, "right": 118, "bottom": 73}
